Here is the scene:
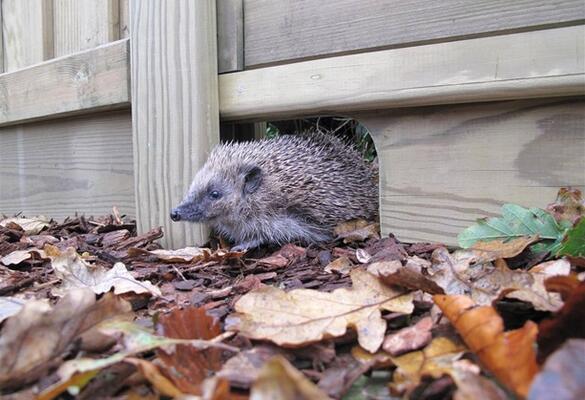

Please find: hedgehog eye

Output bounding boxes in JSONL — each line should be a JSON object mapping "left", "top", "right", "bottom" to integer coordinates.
{"left": 208, "top": 190, "right": 222, "bottom": 200}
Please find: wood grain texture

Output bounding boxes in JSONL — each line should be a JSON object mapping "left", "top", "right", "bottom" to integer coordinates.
{"left": 220, "top": 26, "right": 585, "bottom": 121}
{"left": 243, "top": 0, "right": 585, "bottom": 67}
{"left": 217, "top": 0, "right": 243, "bottom": 73}
{"left": 1, "top": 0, "right": 53, "bottom": 71}
{"left": 0, "top": 39, "right": 130, "bottom": 127}
{"left": 357, "top": 97, "right": 585, "bottom": 245}
{"left": 119, "top": 0, "right": 129, "bottom": 38}
{"left": 130, "top": 0, "right": 220, "bottom": 248}
{"left": 0, "top": 111, "right": 135, "bottom": 219}
{"left": 53, "top": 0, "right": 120, "bottom": 57}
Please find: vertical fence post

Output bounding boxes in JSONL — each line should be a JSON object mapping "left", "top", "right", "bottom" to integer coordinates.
{"left": 130, "top": 0, "right": 220, "bottom": 248}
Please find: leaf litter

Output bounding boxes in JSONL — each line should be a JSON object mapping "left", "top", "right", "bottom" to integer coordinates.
{"left": 0, "top": 188, "right": 584, "bottom": 399}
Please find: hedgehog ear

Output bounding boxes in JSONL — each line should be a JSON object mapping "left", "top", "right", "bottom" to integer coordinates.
{"left": 241, "top": 165, "right": 262, "bottom": 195}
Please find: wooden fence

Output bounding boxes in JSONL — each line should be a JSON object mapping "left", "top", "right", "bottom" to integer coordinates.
{"left": 1, "top": 0, "right": 584, "bottom": 247}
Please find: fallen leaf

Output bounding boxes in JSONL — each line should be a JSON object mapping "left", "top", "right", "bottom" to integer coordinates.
{"left": 218, "top": 346, "right": 286, "bottom": 389}
{"left": 434, "top": 294, "right": 540, "bottom": 398}
{"left": 125, "top": 358, "right": 184, "bottom": 398}
{"left": 148, "top": 247, "right": 206, "bottom": 262}
{"left": 44, "top": 320, "right": 237, "bottom": 399}
{"left": 226, "top": 269, "right": 414, "bottom": 352}
{"left": 155, "top": 307, "right": 223, "bottom": 395}
{"left": 334, "top": 219, "right": 380, "bottom": 243}
{"left": 546, "top": 187, "right": 584, "bottom": 225}
{"left": 250, "top": 355, "right": 331, "bottom": 400}
{"left": 537, "top": 281, "right": 585, "bottom": 363}
{"left": 0, "top": 248, "right": 47, "bottom": 266}
{"left": 429, "top": 248, "right": 567, "bottom": 310}
{"left": 48, "top": 246, "right": 161, "bottom": 297}
{"left": 0, "top": 297, "right": 27, "bottom": 323}
{"left": 323, "top": 256, "right": 354, "bottom": 275}
{"left": 389, "top": 337, "right": 466, "bottom": 395}
{"left": 470, "top": 236, "right": 539, "bottom": 261}
{"left": 450, "top": 365, "right": 508, "bottom": 400}
{"left": 368, "top": 259, "right": 444, "bottom": 295}
{"left": 528, "top": 339, "right": 585, "bottom": 400}
{"left": 0, "top": 289, "right": 131, "bottom": 389}
{"left": 350, "top": 345, "right": 393, "bottom": 368}
{"left": 383, "top": 317, "right": 433, "bottom": 356}
{"left": 0, "top": 216, "right": 50, "bottom": 235}
{"left": 317, "top": 353, "right": 373, "bottom": 398}
{"left": 458, "top": 204, "right": 567, "bottom": 253}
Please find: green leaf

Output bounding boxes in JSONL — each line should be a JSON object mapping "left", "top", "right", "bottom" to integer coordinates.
{"left": 458, "top": 204, "right": 567, "bottom": 252}
{"left": 557, "top": 218, "right": 585, "bottom": 257}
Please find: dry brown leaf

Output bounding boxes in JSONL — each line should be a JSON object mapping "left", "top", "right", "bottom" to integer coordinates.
{"left": 450, "top": 366, "right": 508, "bottom": 400}
{"left": 48, "top": 246, "right": 161, "bottom": 297}
{"left": 368, "top": 259, "right": 444, "bottom": 295}
{"left": 470, "top": 236, "right": 539, "bottom": 261}
{"left": 323, "top": 256, "right": 354, "bottom": 275}
{"left": 503, "top": 259, "right": 570, "bottom": 311}
{"left": 434, "top": 294, "right": 539, "bottom": 398}
{"left": 155, "top": 307, "right": 223, "bottom": 395}
{"left": 0, "top": 289, "right": 131, "bottom": 389}
{"left": 226, "top": 269, "right": 414, "bottom": 352}
{"left": 383, "top": 317, "right": 434, "bottom": 356}
{"left": 334, "top": 219, "right": 380, "bottom": 244}
{"left": 148, "top": 247, "right": 206, "bottom": 262}
{"left": 429, "top": 248, "right": 568, "bottom": 310}
{"left": 546, "top": 187, "right": 585, "bottom": 225}
{"left": 125, "top": 358, "right": 184, "bottom": 398}
{"left": 389, "top": 337, "right": 466, "bottom": 395}
{"left": 218, "top": 346, "right": 286, "bottom": 389}
{"left": 537, "top": 280, "right": 585, "bottom": 363}
{"left": 0, "top": 248, "right": 47, "bottom": 266}
{"left": 0, "top": 216, "right": 50, "bottom": 234}
{"left": 350, "top": 345, "right": 394, "bottom": 368}
{"left": 250, "top": 355, "right": 331, "bottom": 400}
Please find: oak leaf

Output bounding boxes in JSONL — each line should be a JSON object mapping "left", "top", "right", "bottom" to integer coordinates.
{"left": 250, "top": 355, "right": 332, "bottom": 400}
{"left": 0, "top": 216, "right": 50, "bottom": 234}
{"left": 48, "top": 246, "right": 161, "bottom": 297}
{"left": 434, "top": 294, "right": 539, "bottom": 398}
{"left": 226, "top": 269, "right": 414, "bottom": 352}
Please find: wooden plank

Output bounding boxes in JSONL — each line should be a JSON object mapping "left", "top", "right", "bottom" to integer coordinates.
{"left": 119, "top": 0, "right": 129, "bottom": 38}
{"left": 0, "top": 39, "right": 130, "bottom": 127}
{"left": 220, "top": 25, "right": 585, "bottom": 121}
{"left": 0, "top": 2, "right": 3, "bottom": 73}
{"left": 1, "top": 0, "right": 53, "bottom": 71}
{"left": 0, "top": 111, "right": 135, "bottom": 219}
{"left": 357, "top": 97, "right": 585, "bottom": 245}
{"left": 53, "top": 0, "right": 120, "bottom": 57}
{"left": 217, "top": 0, "right": 243, "bottom": 73}
{"left": 130, "top": 0, "right": 220, "bottom": 248}
{"left": 243, "top": 0, "right": 585, "bottom": 67}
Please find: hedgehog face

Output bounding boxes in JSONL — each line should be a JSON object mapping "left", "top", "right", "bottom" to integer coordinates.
{"left": 170, "top": 163, "right": 263, "bottom": 224}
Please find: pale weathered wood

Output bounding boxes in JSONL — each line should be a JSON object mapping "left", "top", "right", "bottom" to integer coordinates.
{"left": 119, "top": 0, "right": 129, "bottom": 38}
{"left": 0, "top": 39, "right": 130, "bottom": 127}
{"left": 220, "top": 26, "right": 585, "bottom": 121}
{"left": 357, "top": 97, "right": 585, "bottom": 245}
{"left": 0, "top": 111, "right": 135, "bottom": 219}
{"left": 243, "top": 0, "right": 585, "bottom": 67}
{"left": 217, "top": 0, "right": 243, "bottom": 73}
{"left": 0, "top": 2, "right": 4, "bottom": 73}
{"left": 53, "top": 0, "right": 120, "bottom": 57}
{"left": 131, "top": 0, "right": 220, "bottom": 248}
{"left": 1, "top": 0, "right": 53, "bottom": 71}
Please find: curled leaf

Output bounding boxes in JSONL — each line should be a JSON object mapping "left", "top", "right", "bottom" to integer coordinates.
{"left": 434, "top": 294, "right": 539, "bottom": 398}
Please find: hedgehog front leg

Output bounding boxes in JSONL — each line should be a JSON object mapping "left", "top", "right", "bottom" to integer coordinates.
{"left": 231, "top": 238, "right": 264, "bottom": 252}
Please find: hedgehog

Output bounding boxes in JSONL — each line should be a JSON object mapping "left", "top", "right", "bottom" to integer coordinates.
{"left": 170, "top": 133, "right": 379, "bottom": 251}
